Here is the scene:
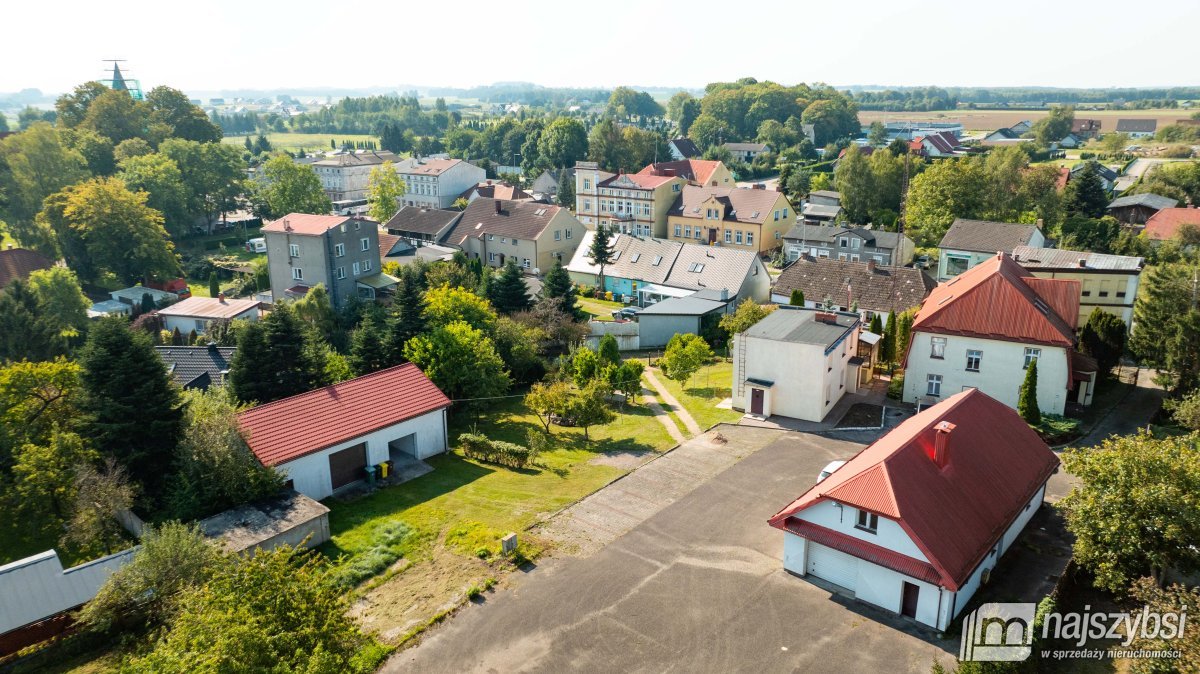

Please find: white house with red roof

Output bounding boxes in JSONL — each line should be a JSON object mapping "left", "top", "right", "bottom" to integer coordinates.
{"left": 238, "top": 364, "right": 450, "bottom": 500}
{"left": 903, "top": 252, "right": 1093, "bottom": 415}
{"left": 769, "top": 388, "right": 1059, "bottom": 631}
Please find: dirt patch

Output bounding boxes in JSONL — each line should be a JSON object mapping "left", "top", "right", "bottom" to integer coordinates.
{"left": 588, "top": 449, "right": 654, "bottom": 470}
{"left": 836, "top": 403, "right": 884, "bottom": 429}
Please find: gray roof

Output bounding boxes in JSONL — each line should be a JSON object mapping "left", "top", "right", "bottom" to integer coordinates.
{"left": 663, "top": 243, "right": 762, "bottom": 293}
{"left": 938, "top": 218, "right": 1042, "bottom": 253}
{"left": 801, "top": 203, "right": 842, "bottom": 219}
{"left": 723, "top": 142, "right": 769, "bottom": 153}
{"left": 668, "top": 138, "right": 700, "bottom": 158}
{"left": 0, "top": 548, "right": 136, "bottom": 634}
{"left": 1116, "top": 119, "right": 1157, "bottom": 133}
{"left": 1107, "top": 193, "right": 1178, "bottom": 211}
{"left": 810, "top": 190, "right": 840, "bottom": 200}
{"left": 638, "top": 294, "right": 730, "bottom": 316}
{"left": 784, "top": 224, "right": 908, "bottom": 252}
{"left": 566, "top": 232, "right": 682, "bottom": 285}
{"left": 773, "top": 257, "right": 936, "bottom": 313}
{"left": 155, "top": 345, "right": 236, "bottom": 389}
{"left": 1011, "top": 245, "right": 1144, "bottom": 273}
{"left": 383, "top": 206, "right": 463, "bottom": 237}
{"left": 741, "top": 306, "right": 858, "bottom": 347}
{"left": 199, "top": 490, "right": 330, "bottom": 554}
{"left": 1070, "top": 162, "right": 1119, "bottom": 182}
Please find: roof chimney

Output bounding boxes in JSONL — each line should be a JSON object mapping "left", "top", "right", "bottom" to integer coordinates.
{"left": 933, "top": 420, "right": 956, "bottom": 468}
{"left": 720, "top": 287, "right": 729, "bottom": 301}
{"left": 753, "top": 183, "right": 765, "bottom": 190}
{"left": 494, "top": 200, "right": 503, "bottom": 214}
{"left": 814, "top": 311, "right": 837, "bottom": 324}
{"left": 1078, "top": 258, "right": 1088, "bottom": 268}
{"left": 867, "top": 259, "right": 877, "bottom": 273}
{"left": 217, "top": 292, "right": 226, "bottom": 303}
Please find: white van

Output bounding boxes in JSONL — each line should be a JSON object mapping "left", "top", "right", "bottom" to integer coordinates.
{"left": 246, "top": 237, "right": 267, "bottom": 253}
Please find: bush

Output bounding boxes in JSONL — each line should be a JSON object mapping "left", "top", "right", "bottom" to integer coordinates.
{"left": 1079, "top": 151, "right": 1096, "bottom": 159}
{"left": 886, "top": 374, "right": 904, "bottom": 400}
{"left": 182, "top": 256, "right": 218, "bottom": 280}
{"left": 457, "top": 432, "right": 538, "bottom": 468}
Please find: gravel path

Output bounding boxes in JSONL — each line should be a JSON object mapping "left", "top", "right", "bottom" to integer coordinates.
{"left": 643, "top": 369, "right": 703, "bottom": 436}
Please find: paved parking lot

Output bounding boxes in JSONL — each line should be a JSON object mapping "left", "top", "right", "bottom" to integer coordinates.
{"left": 385, "top": 428, "right": 960, "bottom": 673}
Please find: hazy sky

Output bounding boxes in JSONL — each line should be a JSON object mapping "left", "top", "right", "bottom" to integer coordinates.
{"left": 5, "top": 0, "right": 1198, "bottom": 95}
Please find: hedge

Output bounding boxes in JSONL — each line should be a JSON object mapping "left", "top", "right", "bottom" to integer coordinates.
{"left": 202, "top": 237, "right": 245, "bottom": 251}
{"left": 457, "top": 432, "right": 538, "bottom": 469}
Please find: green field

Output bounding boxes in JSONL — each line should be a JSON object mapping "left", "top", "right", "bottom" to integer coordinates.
{"left": 221, "top": 132, "right": 379, "bottom": 153}
{"left": 651, "top": 361, "right": 742, "bottom": 431}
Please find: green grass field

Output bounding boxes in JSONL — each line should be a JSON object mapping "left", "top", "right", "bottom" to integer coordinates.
{"left": 221, "top": 132, "right": 379, "bottom": 153}
{"left": 577, "top": 296, "right": 624, "bottom": 321}
{"left": 651, "top": 361, "right": 743, "bottom": 431}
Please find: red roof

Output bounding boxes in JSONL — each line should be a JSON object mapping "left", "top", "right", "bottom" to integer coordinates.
{"left": 238, "top": 364, "right": 450, "bottom": 467}
{"left": 769, "top": 389, "right": 1060, "bottom": 590}
{"left": 1143, "top": 207, "right": 1200, "bottom": 241}
{"left": 912, "top": 253, "right": 1078, "bottom": 348}
{"left": 637, "top": 159, "right": 723, "bottom": 186}
{"left": 262, "top": 213, "right": 368, "bottom": 236}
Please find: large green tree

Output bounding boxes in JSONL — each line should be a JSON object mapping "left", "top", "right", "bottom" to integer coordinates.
{"left": 349, "top": 309, "right": 390, "bottom": 376}
{"left": 667, "top": 92, "right": 701, "bottom": 136}
{"left": 834, "top": 145, "right": 874, "bottom": 224}
{"left": 403, "top": 321, "right": 510, "bottom": 401}
{"left": 27, "top": 266, "right": 90, "bottom": 341}
{"left": 0, "top": 358, "right": 81, "bottom": 470}
{"left": 1130, "top": 263, "right": 1200, "bottom": 391}
{"left": 366, "top": 161, "right": 406, "bottom": 223}
{"left": 587, "top": 225, "right": 614, "bottom": 291}
{"left": 605, "top": 87, "right": 664, "bottom": 119}
{"left": 541, "top": 259, "right": 579, "bottom": 319}
{"left": 905, "top": 159, "right": 987, "bottom": 246}
{"left": 252, "top": 154, "right": 332, "bottom": 218}
{"left": 81, "top": 88, "right": 148, "bottom": 144}
{"left": 489, "top": 259, "right": 533, "bottom": 314}
{"left": 145, "top": 86, "right": 222, "bottom": 143}
{"left": 422, "top": 284, "right": 496, "bottom": 333}
{"left": 1079, "top": 310, "right": 1127, "bottom": 374}
{"left": 228, "top": 303, "right": 325, "bottom": 404}
{"left": 1063, "top": 161, "right": 1109, "bottom": 218}
{"left": 538, "top": 117, "right": 588, "bottom": 168}
{"left": 117, "top": 152, "right": 191, "bottom": 239}
{"left": 1017, "top": 359, "right": 1041, "bottom": 425}
{"left": 0, "top": 122, "right": 90, "bottom": 251}
{"left": 1031, "top": 105, "right": 1074, "bottom": 147}
{"left": 159, "top": 139, "right": 245, "bottom": 229}
{"left": 0, "top": 279, "right": 67, "bottom": 362}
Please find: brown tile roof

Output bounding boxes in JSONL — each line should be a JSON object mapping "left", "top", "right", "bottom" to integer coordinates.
{"left": 157, "top": 296, "right": 261, "bottom": 320}
{"left": 262, "top": 213, "right": 367, "bottom": 236}
{"left": 0, "top": 248, "right": 54, "bottom": 290}
{"left": 1143, "top": 207, "right": 1200, "bottom": 241}
{"left": 383, "top": 206, "right": 463, "bottom": 237}
{"left": 458, "top": 182, "right": 532, "bottom": 202}
{"left": 938, "top": 218, "right": 1042, "bottom": 253}
{"left": 445, "top": 199, "right": 562, "bottom": 245}
{"left": 637, "top": 159, "right": 724, "bottom": 186}
{"left": 773, "top": 257, "right": 935, "bottom": 314}
{"left": 378, "top": 233, "right": 403, "bottom": 258}
{"left": 669, "top": 185, "right": 787, "bottom": 225}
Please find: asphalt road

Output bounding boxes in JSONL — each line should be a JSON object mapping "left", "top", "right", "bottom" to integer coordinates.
{"left": 384, "top": 431, "right": 956, "bottom": 674}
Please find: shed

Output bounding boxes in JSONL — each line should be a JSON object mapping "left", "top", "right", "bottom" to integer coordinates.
{"left": 199, "top": 491, "right": 331, "bottom": 553}
{"left": 636, "top": 290, "right": 734, "bottom": 348}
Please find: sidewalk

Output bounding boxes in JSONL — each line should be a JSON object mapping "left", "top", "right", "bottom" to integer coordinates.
{"left": 643, "top": 368, "right": 702, "bottom": 436}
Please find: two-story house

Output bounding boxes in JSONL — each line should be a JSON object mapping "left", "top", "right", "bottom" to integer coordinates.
{"left": 1012, "top": 245, "right": 1144, "bottom": 329}
{"left": 783, "top": 224, "right": 915, "bottom": 266}
{"left": 722, "top": 142, "right": 770, "bottom": 163}
{"left": 732, "top": 306, "right": 861, "bottom": 422}
{"left": 771, "top": 257, "right": 935, "bottom": 325}
{"left": 309, "top": 151, "right": 403, "bottom": 202}
{"left": 904, "top": 253, "right": 1094, "bottom": 415}
{"left": 665, "top": 185, "right": 796, "bottom": 253}
{"left": 443, "top": 199, "right": 582, "bottom": 272}
{"left": 397, "top": 158, "right": 486, "bottom": 210}
{"left": 769, "top": 388, "right": 1059, "bottom": 631}
{"left": 263, "top": 213, "right": 396, "bottom": 309}
{"left": 801, "top": 190, "right": 842, "bottom": 225}
{"left": 936, "top": 218, "right": 1045, "bottom": 281}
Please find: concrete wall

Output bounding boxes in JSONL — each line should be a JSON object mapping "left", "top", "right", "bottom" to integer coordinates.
{"left": 585, "top": 320, "right": 640, "bottom": 351}
{"left": 274, "top": 409, "right": 447, "bottom": 500}
{"left": 1027, "top": 269, "right": 1139, "bottom": 329}
{"left": 733, "top": 325, "right": 858, "bottom": 422}
{"left": 904, "top": 333, "right": 1070, "bottom": 415}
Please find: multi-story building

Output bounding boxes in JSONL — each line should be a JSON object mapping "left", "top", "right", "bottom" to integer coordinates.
{"left": 783, "top": 224, "right": 915, "bottom": 266}
{"left": 310, "top": 151, "right": 403, "bottom": 202}
{"left": 397, "top": 158, "right": 486, "bottom": 210}
{"left": 262, "top": 213, "right": 395, "bottom": 309}
{"left": 665, "top": 185, "right": 796, "bottom": 253}
{"left": 443, "top": 199, "right": 582, "bottom": 273}
{"left": 1012, "top": 245, "right": 1144, "bottom": 329}
{"left": 573, "top": 159, "right": 735, "bottom": 237}
{"left": 936, "top": 218, "right": 1045, "bottom": 281}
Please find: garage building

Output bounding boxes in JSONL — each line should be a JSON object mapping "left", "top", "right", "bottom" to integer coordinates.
{"left": 238, "top": 363, "right": 450, "bottom": 500}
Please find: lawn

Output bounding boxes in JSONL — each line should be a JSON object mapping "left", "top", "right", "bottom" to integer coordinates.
{"left": 650, "top": 360, "right": 743, "bottom": 431}
{"left": 220, "top": 132, "right": 380, "bottom": 153}
{"left": 577, "top": 295, "right": 624, "bottom": 321}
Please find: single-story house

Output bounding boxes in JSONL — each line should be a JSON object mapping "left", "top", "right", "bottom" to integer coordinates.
{"left": 1143, "top": 206, "right": 1200, "bottom": 243}
{"left": 198, "top": 490, "right": 331, "bottom": 554}
{"left": 1115, "top": 119, "right": 1157, "bottom": 138}
{"left": 636, "top": 289, "right": 735, "bottom": 348}
{"left": 383, "top": 206, "right": 463, "bottom": 246}
{"left": 936, "top": 218, "right": 1045, "bottom": 281}
{"left": 769, "top": 388, "right": 1060, "bottom": 631}
{"left": 238, "top": 363, "right": 450, "bottom": 500}
{"left": 155, "top": 294, "right": 260, "bottom": 335}
{"left": 723, "top": 142, "right": 771, "bottom": 163}
{"left": 0, "top": 247, "right": 54, "bottom": 290}
{"left": 667, "top": 138, "right": 700, "bottom": 160}
{"left": 108, "top": 285, "right": 179, "bottom": 308}
{"left": 155, "top": 344, "right": 236, "bottom": 390}
{"left": 771, "top": 257, "right": 935, "bottom": 324}
{"left": 1106, "top": 193, "right": 1179, "bottom": 225}
{"left": 1056, "top": 133, "right": 1082, "bottom": 149}
{"left": 801, "top": 190, "right": 843, "bottom": 225}
{"left": 982, "top": 127, "right": 1020, "bottom": 143}
{"left": 732, "top": 306, "right": 861, "bottom": 422}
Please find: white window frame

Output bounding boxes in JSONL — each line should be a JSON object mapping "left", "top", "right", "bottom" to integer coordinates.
{"left": 930, "top": 336, "right": 947, "bottom": 359}
{"left": 1024, "top": 348, "right": 1041, "bottom": 369}
{"left": 336, "top": 266, "right": 346, "bottom": 280}
{"left": 360, "top": 237, "right": 370, "bottom": 251}
{"left": 674, "top": 224, "right": 682, "bottom": 237}
{"left": 926, "top": 374, "right": 943, "bottom": 397}
{"left": 291, "top": 267, "right": 303, "bottom": 280}
{"left": 352, "top": 261, "right": 360, "bottom": 275}
{"left": 334, "top": 243, "right": 345, "bottom": 257}
{"left": 966, "top": 349, "right": 982, "bottom": 372}
{"left": 856, "top": 510, "right": 878, "bottom": 533}
{"left": 566, "top": 229, "right": 572, "bottom": 239}
{"left": 724, "top": 229, "right": 732, "bottom": 244}
{"left": 289, "top": 243, "right": 300, "bottom": 258}
{"left": 363, "top": 259, "right": 372, "bottom": 272}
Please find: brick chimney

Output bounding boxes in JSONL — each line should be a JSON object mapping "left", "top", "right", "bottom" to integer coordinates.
{"left": 753, "top": 183, "right": 765, "bottom": 190}
{"left": 814, "top": 311, "right": 837, "bottom": 324}
{"left": 867, "top": 259, "right": 877, "bottom": 273}
{"left": 494, "top": 200, "right": 503, "bottom": 215}
{"left": 933, "top": 420, "right": 956, "bottom": 468}
{"left": 217, "top": 292, "right": 226, "bottom": 303}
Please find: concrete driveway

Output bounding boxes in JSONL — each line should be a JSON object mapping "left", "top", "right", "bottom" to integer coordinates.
{"left": 384, "top": 430, "right": 957, "bottom": 673}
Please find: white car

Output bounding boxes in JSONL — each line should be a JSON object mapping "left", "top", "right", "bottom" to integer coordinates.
{"left": 817, "top": 460, "right": 847, "bottom": 483}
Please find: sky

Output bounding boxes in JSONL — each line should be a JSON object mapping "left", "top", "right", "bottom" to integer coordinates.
{"left": 4, "top": 0, "right": 1199, "bottom": 95}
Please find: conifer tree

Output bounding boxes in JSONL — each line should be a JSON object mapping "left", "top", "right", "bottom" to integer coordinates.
{"left": 541, "top": 259, "right": 579, "bottom": 319}
{"left": 1018, "top": 359, "right": 1041, "bottom": 425}
{"left": 349, "top": 310, "right": 389, "bottom": 376}
{"left": 489, "top": 259, "right": 533, "bottom": 314}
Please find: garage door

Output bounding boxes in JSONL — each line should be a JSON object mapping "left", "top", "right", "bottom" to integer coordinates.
{"left": 328, "top": 443, "right": 367, "bottom": 491}
{"left": 807, "top": 542, "right": 859, "bottom": 592}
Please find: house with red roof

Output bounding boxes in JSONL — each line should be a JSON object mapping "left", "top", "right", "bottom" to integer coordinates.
{"left": 769, "top": 388, "right": 1059, "bottom": 630}
{"left": 238, "top": 363, "right": 450, "bottom": 500}
{"left": 904, "top": 253, "right": 1094, "bottom": 415}
{"left": 572, "top": 159, "right": 735, "bottom": 238}
{"left": 1142, "top": 206, "right": 1200, "bottom": 243}
{"left": 909, "top": 131, "right": 968, "bottom": 158}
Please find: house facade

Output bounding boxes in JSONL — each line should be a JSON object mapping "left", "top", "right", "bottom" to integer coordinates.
{"left": 310, "top": 151, "right": 403, "bottom": 202}
{"left": 573, "top": 163, "right": 683, "bottom": 237}
{"left": 936, "top": 218, "right": 1045, "bottom": 281}
{"left": 1012, "top": 245, "right": 1144, "bottom": 328}
{"left": 1071, "top": 119, "right": 1101, "bottom": 139}
{"left": 667, "top": 138, "right": 700, "bottom": 160}
{"left": 904, "top": 253, "right": 1087, "bottom": 415}
{"left": 444, "top": 199, "right": 582, "bottom": 272}
{"left": 263, "top": 213, "right": 394, "bottom": 309}
{"left": 771, "top": 257, "right": 935, "bottom": 325}
{"left": 238, "top": 364, "right": 450, "bottom": 501}
{"left": 665, "top": 185, "right": 796, "bottom": 254}
{"left": 732, "top": 307, "right": 861, "bottom": 422}
{"left": 530, "top": 168, "right": 575, "bottom": 201}
{"left": 769, "top": 389, "right": 1059, "bottom": 631}
{"left": 783, "top": 224, "right": 915, "bottom": 266}
{"left": 397, "top": 158, "right": 486, "bottom": 209}
{"left": 723, "top": 142, "right": 770, "bottom": 163}
{"left": 156, "top": 295, "right": 261, "bottom": 335}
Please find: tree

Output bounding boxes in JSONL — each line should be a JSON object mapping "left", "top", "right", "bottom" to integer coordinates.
{"left": 587, "top": 225, "right": 614, "bottom": 291}
{"left": 719, "top": 300, "right": 772, "bottom": 337}
{"left": 489, "top": 259, "right": 533, "bottom": 314}
{"left": 660, "top": 333, "right": 713, "bottom": 387}
{"left": 404, "top": 321, "right": 509, "bottom": 402}
{"left": 1126, "top": 578, "right": 1200, "bottom": 671}
{"left": 423, "top": 284, "right": 496, "bottom": 333}
{"left": 252, "top": 154, "right": 332, "bottom": 218}
{"left": 905, "top": 158, "right": 987, "bottom": 245}
{"left": 556, "top": 169, "right": 575, "bottom": 207}
{"left": 542, "top": 259, "right": 578, "bottom": 319}
{"left": 1130, "top": 263, "right": 1199, "bottom": 391}
{"left": 63, "top": 458, "right": 137, "bottom": 557}
{"left": 63, "top": 128, "right": 116, "bottom": 176}
{"left": 145, "top": 86, "right": 222, "bottom": 143}
{"left": 605, "top": 87, "right": 664, "bottom": 119}
{"left": 686, "top": 114, "right": 727, "bottom": 151}
{"left": 117, "top": 152, "right": 191, "bottom": 239}
{"left": 835, "top": 145, "right": 874, "bottom": 224}
{"left": 0, "top": 279, "right": 67, "bottom": 361}
{"left": 77, "top": 317, "right": 183, "bottom": 500}
{"left": 366, "top": 161, "right": 406, "bottom": 223}
{"left": 0, "top": 122, "right": 89, "bottom": 248}
{"left": 120, "top": 544, "right": 383, "bottom": 674}
{"left": 597, "top": 334, "right": 621, "bottom": 368}
{"left": 384, "top": 274, "right": 425, "bottom": 363}
{"left": 789, "top": 289, "right": 805, "bottom": 306}
{"left": 493, "top": 316, "right": 546, "bottom": 384}
{"left": 667, "top": 92, "right": 701, "bottom": 136}
{"left": 570, "top": 346, "right": 601, "bottom": 388}
{"left": 207, "top": 271, "right": 220, "bottom": 298}
{"left": 27, "top": 266, "right": 90, "bottom": 341}
{"left": 10, "top": 428, "right": 95, "bottom": 536}
{"left": 349, "top": 309, "right": 389, "bottom": 376}
{"left": 800, "top": 97, "right": 860, "bottom": 146}
{"left": 1063, "top": 162, "right": 1109, "bottom": 219}
{"left": 81, "top": 89, "right": 148, "bottom": 144}
{"left": 525, "top": 380, "right": 573, "bottom": 433}
{"left": 292, "top": 282, "right": 339, "bottom": 344}
{"left": 867, "top": 121, "right": 888, "bottom": 146}
{"left": 0, "top": 359, "right": 81, "bottom": 470}
{"left": 1031, "top": 105, "right": 1074, "bottom": 147}
{"left": 1169, "top": 389, "right": 1200, "bottom": 431}
{"left": 1017, "top": 359, "right": 1041, "bottom": 425}
{"left": 895, "top": 309, "right": 915, "bottom": 361}
{"left": 228, "top": 303, "right": 324, "bottom": 404}
{"left": 1061, "top": 432, "right": 1200, "bottom": 591}
{"left": 538, "top": 117, "right": 588, "bottom": 169}
{"left": 1101, "top": 131, "right": 1132, "bottom": 155}
{"left": 113, "top": 137, "right": 153, "bottom": 162}
{"left": 880, "top": 310, "right": 897, "bottom": 363}
{"left": 565, "top": 379, "right": 615, "bottom": 441}
{"left": 516, "top": 298, "right": 588, "bottom": 353}
{"left": 55, "top": 82, "right": 109, "bottom": 128}
{"left": 79, "top": 521, "right": 224, "bottom": 634}
{"left": 1079, "top": 310, "right": 1126, "bottom": 374}
{"left": 158, "top": 139, "right": 245, "bottom": 229}
{"left": 614, "top": 359, "right": 645, "bottom": 405}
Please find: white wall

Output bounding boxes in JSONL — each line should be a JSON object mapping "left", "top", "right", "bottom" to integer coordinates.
{"left": 795, "top": 501, "right": 928, "bottom": 561}
{"left": 162, "top": 306, "right": 258, "bottom": 335}
{"left": 733, "top": 325, "right": 858, "bottom": 422}
{"left": 904, "top": 333, "right": 1069, "bottom": 415}
{"left": 275, "top": 409, "right": 447, "bottom": 500}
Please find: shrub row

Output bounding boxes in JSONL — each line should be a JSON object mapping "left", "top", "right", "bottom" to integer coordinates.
{"left": 202, "top": 237, "right": 246, "bottom": 251}
{"left": 458, "top": 432, "right": 538, "bottom": 469}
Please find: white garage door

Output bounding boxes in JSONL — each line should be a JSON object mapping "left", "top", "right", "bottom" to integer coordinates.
{"left": 806, "top": 542, "right": 859, "bottom": 592}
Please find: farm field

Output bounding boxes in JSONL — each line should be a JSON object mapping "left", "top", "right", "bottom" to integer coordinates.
{"left": 858, "top": 108, "right": 1192, "bottom": 133}
{"left": 221, "top": 132, "right": 379, "bottom": 153}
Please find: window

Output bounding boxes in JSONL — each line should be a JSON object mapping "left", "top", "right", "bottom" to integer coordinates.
{"left": 363, "top": 260, "right": 372, "bottom": 272}
{"left": 488, "top": 252, "right": 496, "bottom": 262}
{"left": 334, "top": 243, "right": 345, "bottom": 257}
{"left": 360, "top": 237, "right": 370, "bottom": 251}
{"left": 652, "top": 255, "right": 663, "bottom": 266}
{"left": 565, "top": 229, "right": 572, "bottom": 239}
{"left": 725, "top": 229, "right": 732, "bottom": 244}
{"left": 930, "top": 337, "right": 947, "bottom": 359}
{"left": 775, "top": 231, "right": 782, "bottom": 240}
{"left": 336, "top": 266, "right": 346, "bottom": 279}
{"left": 583, "top": 179, "right": 591, "bottom": 190}
{"left": 966, "top": 349, "right": 982, "bottom": 372}
{"left": 783, "top": 208, "right": 789, "bottom": 218}
{"left": 735, "top": 231, "right": 743, "bottom": 245}
{"left": 487, "top": 234, "right": 495, "bottom": 241}
{"left": 694, "top": 228, "right": 701, "bottom": 240}
{"left": 291, "top": 267, "right": 303, "bottom": 280}
{"left": 945, "top": 255, "right": 970, "bottom": 277}
{"left": 500, "top": 238, "right": 507, "bottom": 244}
{"left": 850, "top": 254, "right": 859, "bottom": 262}
{"left": 1024, "top": 348, "right": 1041, "bottom": 369}
{"left": 774, "top": 210, "right": 780, "bottom": 221}
{"left": 747, "top": 232, "right": 754, "bottom": 246}
{"left": 851, "top": 239, "right": 861, "bottom": 250}
{"left": 838, "top": 253, "right": 848, "bottom": 261}
{"left": 839, "top": 238, "right": 848, "bottom": 248}
{"left": 352, "top": 262, "right": 360, "bottom": 275}
{"left": 926, "top": 374, "right": 943, "bottom": 396}
{"left": 554, "top": 230, "right": 561, "bottom": 241}
{"left": 684, "top": 226, "right": 691, "bottom": 238}
{"left": 630, "top": 253, "right": 641, "bottom": 263}
{"left": 856, "top": 510, "right": 878, "bottom": 533}
{"left": 522, "top": 258, "right": 531, "bottom": 268}
{"left": 688, "top": 262, "right": 705, "bottom": 273}
{"left": 672, "top": 183, "right": 680, "bottom": 192}
{"left": 512, "top": 238, "right": 518, "bottom": 246}
{"left": 674, "top": 224, "right": 682, "bottom": 237}
{"left": 354, "top": 220, "right": 361, "bottom": 230}
{"left": 289, "top": 243, "right": 300, "bottom": 258}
